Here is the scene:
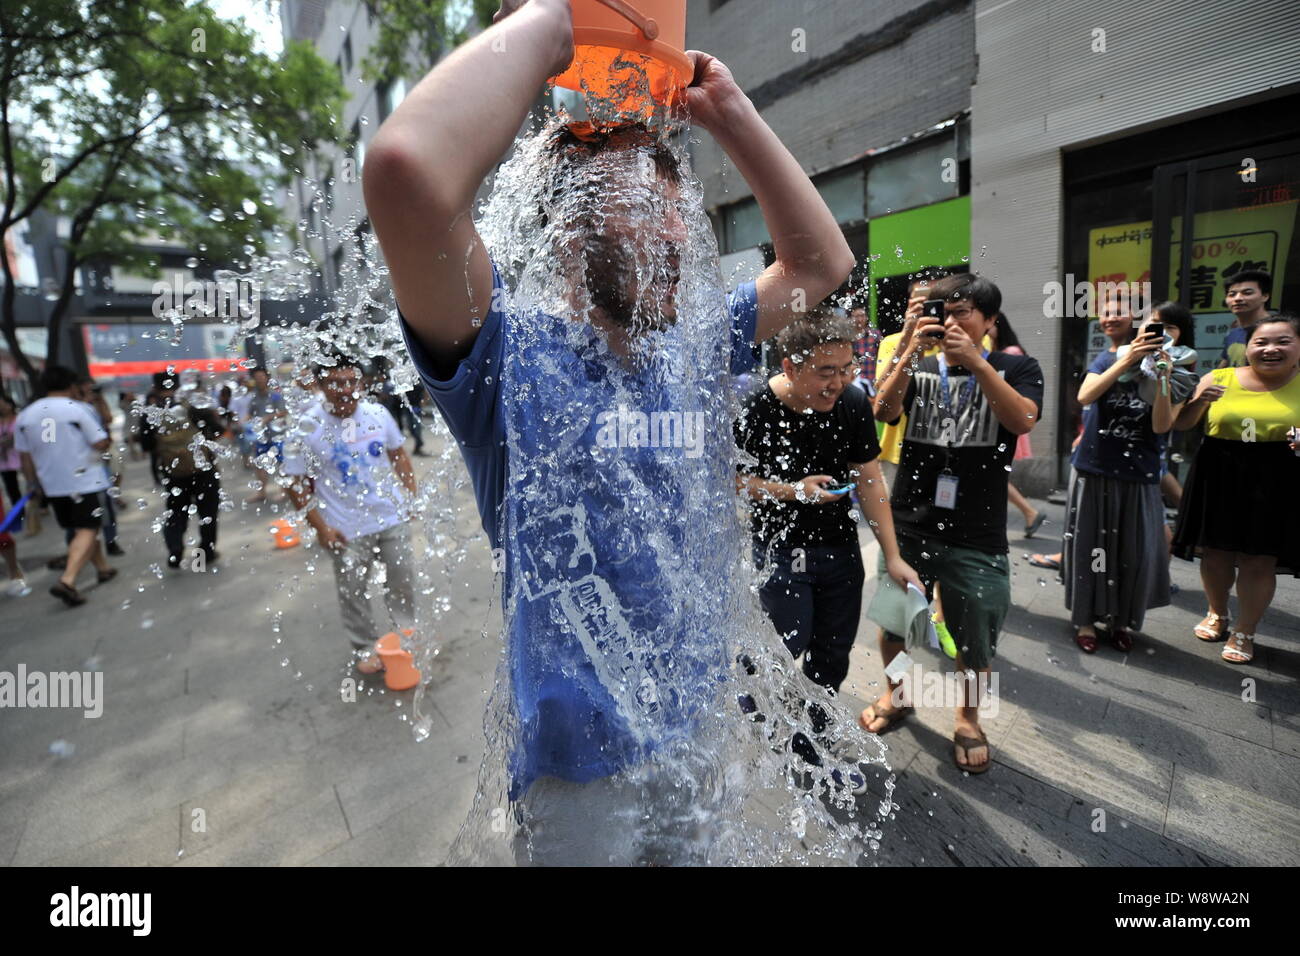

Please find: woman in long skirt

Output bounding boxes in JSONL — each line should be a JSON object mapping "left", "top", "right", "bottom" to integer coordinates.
{"left": 1063, "top": 300, "right": 1189, "bottom": 653}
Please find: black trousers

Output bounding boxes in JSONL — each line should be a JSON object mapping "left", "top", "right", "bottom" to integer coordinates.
{"left": 756, "top": 542, "right": 865, "bottom": 693}
{"left": 162, "top": 471, "right": 220, "bottom": 559}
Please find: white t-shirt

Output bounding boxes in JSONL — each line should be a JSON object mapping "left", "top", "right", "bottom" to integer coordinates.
{"left": 229, "top": 391, "right": 253, "bottom": 422}
{"left": 282, "top": 400, "right": 409, "bottom": 539}
{"left": 14, "top": 397, "right": 111, "bottom": 497}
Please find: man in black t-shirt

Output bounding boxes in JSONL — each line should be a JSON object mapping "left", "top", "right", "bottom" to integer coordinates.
{"left": 868, "top": 273, "right": 1043, "bottom": 774}
{"left": 736, "top": 312, "right": 920, "bottom": 702}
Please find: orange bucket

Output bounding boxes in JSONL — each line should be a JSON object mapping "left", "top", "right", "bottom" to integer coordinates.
{"left": 552, "top": 0, "right": 691, "bottom": 120}
{"left": 377, "top": 629, "right": 421, "bottom": 691}
{"left": 269, "top": 518, "right": 300, "bottom": 549}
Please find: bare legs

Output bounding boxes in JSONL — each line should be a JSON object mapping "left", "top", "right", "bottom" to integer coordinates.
{"left": 61, "top": 528, "right": 110, "bottom": 589}
{"left": 1007, "top": 482, "right": 1038, "bottom": 526}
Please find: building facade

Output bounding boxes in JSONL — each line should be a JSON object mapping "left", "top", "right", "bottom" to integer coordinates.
{"left": 688, "top": 0, "right": 975, "bottom": 330}
{"left": 973, "top": 0, "right": 1300, "bottom": 490}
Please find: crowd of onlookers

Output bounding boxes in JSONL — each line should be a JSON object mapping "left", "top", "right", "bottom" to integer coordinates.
{"left": 0, "top": 361, "right": 430, "bottom": 608}
{"left": 3, "top": 270, "right": 1296, "bottom": 765}
{"left": 735, "top": 266, "right": 1298, "bottom": 775}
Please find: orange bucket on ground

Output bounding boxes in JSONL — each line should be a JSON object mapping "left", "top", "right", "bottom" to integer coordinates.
{"left": 552, "top": 0, "right": 691, "bottom": 120}
{"left": 377, "top": 629, "right": 421, "bottom": 691}
{"left": 269, "top": 518, "right": 300, "bottom": 549}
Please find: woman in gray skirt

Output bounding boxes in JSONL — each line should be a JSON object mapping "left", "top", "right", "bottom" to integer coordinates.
{"left": 1063, "top": 300, "right": 1194, "bottom": 653}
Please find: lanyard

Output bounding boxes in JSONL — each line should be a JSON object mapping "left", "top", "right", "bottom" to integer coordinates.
{"left": 937, "top": 350, "right": 989, "bottom": 420}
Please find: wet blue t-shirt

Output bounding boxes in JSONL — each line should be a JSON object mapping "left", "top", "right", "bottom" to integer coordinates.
{"left": 401, "top": 266, "right": 758, "bottom": 794}
{"left": 1072, "top": 350, "right": 1163, "bottom": 484}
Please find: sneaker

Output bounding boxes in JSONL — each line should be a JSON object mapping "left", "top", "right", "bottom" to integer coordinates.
{"left": 6, "top": 578, "right": 31, "bottom": 597}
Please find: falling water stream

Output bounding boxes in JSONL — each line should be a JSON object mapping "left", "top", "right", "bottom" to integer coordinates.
{"left": 156, "top": 70, "right": 898, "bottom": 863}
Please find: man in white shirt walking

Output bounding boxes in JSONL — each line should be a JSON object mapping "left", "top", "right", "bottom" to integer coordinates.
{"left": 14, "top": 366, "right": 119, "bottom": 606}
{"left": 284, "top": 356, "right": 421, "bottom": 672}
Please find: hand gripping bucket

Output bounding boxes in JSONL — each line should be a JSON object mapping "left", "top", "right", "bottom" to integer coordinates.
{"left": 552, "top": 0, "right": 692, "bottom": 120}
{"left": 376, "top": 629, "right": 421, "bottom": 692}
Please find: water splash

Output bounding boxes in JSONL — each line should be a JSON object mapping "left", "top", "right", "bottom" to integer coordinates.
{"left": 442, "top": 113, "right": 893, "bottom": 865}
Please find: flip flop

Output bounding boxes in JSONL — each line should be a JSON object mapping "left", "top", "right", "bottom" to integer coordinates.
{"left": 97, "top": 568, "right": 118, "bottom": 584}
{"left": 859, "top": 702, "right": 913, "bottom": 735}
{"left": 1028, "top": 553, "right": 1061, "bottom": 570}
{"left": 953, "top": 729, "right": 991, "bottom": 774}
{"left": 1024, "top": 513, "right": 1046, "bottom": 538}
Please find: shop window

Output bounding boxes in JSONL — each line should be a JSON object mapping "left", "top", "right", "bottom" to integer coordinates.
{"left": 867, "top": 137, "right": 959, "bottom": 218}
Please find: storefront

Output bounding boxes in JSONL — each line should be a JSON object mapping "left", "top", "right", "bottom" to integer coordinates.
{"left": 1061, "top": 94, "right": 1300, "bottom": 478}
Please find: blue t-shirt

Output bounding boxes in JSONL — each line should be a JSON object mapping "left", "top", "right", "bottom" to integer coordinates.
{"left": 401, "top": 266, "right": 759, "bottom": 794}
{"left": 1072, "top": 350, "right": 1162, "bottom": 484}
{"left": 1220, "top": 325, "right": 1250, "bottom": 367}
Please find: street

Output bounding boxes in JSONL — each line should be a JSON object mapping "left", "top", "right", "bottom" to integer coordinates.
{"left": 2, "top": 430, "right": 1296, "bottom": 867}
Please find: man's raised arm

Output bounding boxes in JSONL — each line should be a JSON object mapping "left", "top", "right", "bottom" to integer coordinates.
{"left": 685, "top": 53, "right": 855, "bottom": 342}
{"left": 363, "top": 0, "right": 574, "bottom": 366}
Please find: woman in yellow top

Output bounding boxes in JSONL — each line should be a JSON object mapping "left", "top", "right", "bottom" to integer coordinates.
{"left": 1172, "top": 315, "right": 1300, "bottom": 664}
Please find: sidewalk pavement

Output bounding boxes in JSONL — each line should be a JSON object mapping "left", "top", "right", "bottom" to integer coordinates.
{"left": 1, "top": 444, "right": 1297, "bottom": 866}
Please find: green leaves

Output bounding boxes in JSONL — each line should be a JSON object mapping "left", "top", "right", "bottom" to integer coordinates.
{"left": 0, "top": 0, "right": 346, "bottom": 378}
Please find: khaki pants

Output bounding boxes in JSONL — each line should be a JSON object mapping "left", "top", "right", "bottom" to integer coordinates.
{"left": 330, "top": 522, "right": 417, "bottom": 649}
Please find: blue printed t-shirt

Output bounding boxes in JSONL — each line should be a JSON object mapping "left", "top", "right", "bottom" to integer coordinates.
{"left": 400, "top": 266, "right": 758, "bottom": 794}
{"left": 1072, "top": 350, "right": 1162, "bottom": 484}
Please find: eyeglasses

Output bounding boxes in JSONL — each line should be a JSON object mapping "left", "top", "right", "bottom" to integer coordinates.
{"left": 944, "top": 307, "right": 974, "bottom": 320}
{"left": 812, "top": 364, "right": 860, "bottom": 381}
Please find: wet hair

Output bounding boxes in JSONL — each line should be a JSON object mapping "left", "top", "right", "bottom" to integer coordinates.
{"left": 775, "top": 310, "right": 860, "bottom": 364}
{"left": 538, "top": 118, "right": 684, "bottom": 330}
{"left": 1225, "top": 269, "right": 1271, "bottom": 296}
{"left": 39, "top": 365, "right": 79, "bottom": 394}
{"left": 543, "top": 120, "right": 681, "bottom": 194}
{"left": 1149, "top": 300, "right": 1195, "bottom": 349}
{"left": 930, "top": 272, "right": 1002, "bottom": 319}
{"left": 313, "top": 351, "right": 365, "bottom": 377}
{"left": 1247, "top": 312, "right": 1300, "bottom": 342}
{"left": 993, "top": 312, "right": 1023, "bottom": 353}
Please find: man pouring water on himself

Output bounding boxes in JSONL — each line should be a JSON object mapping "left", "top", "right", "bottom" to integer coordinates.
{"left": 365, "top": 0, "right": 856, "bottom": 864}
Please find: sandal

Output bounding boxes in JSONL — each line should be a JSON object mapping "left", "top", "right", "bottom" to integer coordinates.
{"left": 953, "top": 729, "right": 991, "bottom": 774}
{"left": 1074, "top": 628, "right": 1098, "bottom": 654}
{"left": 1222, "top": 632, "right": 1254, "bottom": 664}
{"left": 96, "top": 567, "right": 118, "bottom": 584}
{"left": 1024, "top": 513, "right": 1046, "bottom": 538}
{"left": 859, "top": 701, "right": 913, "bottom": 735}
{"left": 355, "top": 649, "right": 384, "bottom": 675}
{"left": 1110, "top": 628, "right": 1134, "bottom": 653}
{"left": 1028, "top": 553, "right": 1061, "bottom": 570}
{"left": 49, "top": 581, "right": 86, "bottom": 606}
{"left": 1194, "top": 612, "right": 1230, "bottom": 642}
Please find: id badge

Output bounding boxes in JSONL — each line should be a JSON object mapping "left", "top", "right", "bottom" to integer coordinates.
{"left": 935, "top": 473, "right": 959, "bottom": 509}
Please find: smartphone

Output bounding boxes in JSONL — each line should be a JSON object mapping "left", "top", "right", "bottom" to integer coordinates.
{"left": 1146, "top": 322, "right": 1164, "bottom": 339}
{"left": 920, "top": 299, "right": 947, "bottom": 336}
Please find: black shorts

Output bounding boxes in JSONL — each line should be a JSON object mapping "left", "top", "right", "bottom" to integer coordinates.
{"left": 49, "top": 492, "right": 104, "bottom": 531}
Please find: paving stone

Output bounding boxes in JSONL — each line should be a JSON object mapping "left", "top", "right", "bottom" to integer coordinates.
{"left": 1165, "top": 765, "right": 1300, "bottom": 867}
{"left": 178, "top": 786, "right": 350, "bottom": 866}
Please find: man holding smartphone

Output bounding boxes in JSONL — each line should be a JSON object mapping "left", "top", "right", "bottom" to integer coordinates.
{"left": 864, "top": 273, "right": 1043, "bottom": 774}
{"left": 874, "top": 271, "right": 949, "bottom": 486}
{"left": 735, "top": 313, "right": 920, "bottom": 756}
